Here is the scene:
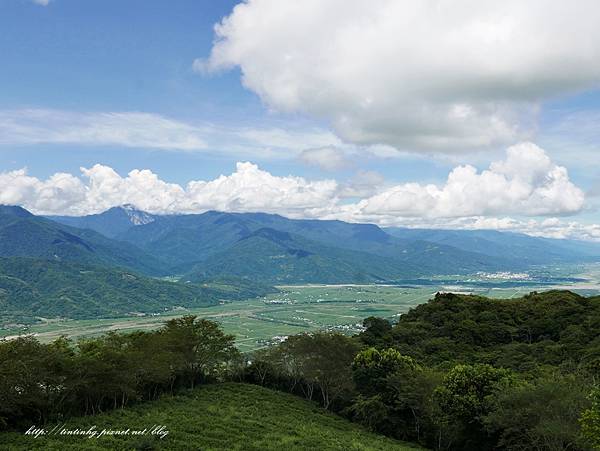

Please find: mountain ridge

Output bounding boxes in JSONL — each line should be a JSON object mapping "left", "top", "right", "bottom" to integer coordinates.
{"left": 0, "top": 205, "right": 165, "bottom": 275}
{"left": 13, "top": 204, "right": 600, "bottom": 284}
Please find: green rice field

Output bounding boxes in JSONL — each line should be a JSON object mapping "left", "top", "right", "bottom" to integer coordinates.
{"left": 4, "top": 273, "right": 599, "bottom": 351}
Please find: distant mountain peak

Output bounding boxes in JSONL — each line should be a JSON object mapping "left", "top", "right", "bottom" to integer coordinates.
{"left": 0, "top": 205, "right": 33, "bottom": 218}
{"left": 115, "top": 205, "right": 155, "bottom": 226}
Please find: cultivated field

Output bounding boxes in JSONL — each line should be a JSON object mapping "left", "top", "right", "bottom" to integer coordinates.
{"left": 5, "top": 279, "right": 598, "bottom": 350}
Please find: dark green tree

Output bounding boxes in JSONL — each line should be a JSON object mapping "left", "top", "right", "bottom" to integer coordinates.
{"left": 277, "top": 332, "right": 360, "bottom": 409}
{"left": 161, "top": 315, "right": 238, "bottom": 388}
{"left": 433, "top": 364, "right": 514, "bottom": 450}
{"left": 360, "top": 317, "right": 392, "bottom": 347}
{"left": 485, "top": 374, "right": 591, "bottom": 451}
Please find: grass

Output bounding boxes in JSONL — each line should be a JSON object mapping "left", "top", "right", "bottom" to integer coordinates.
{"left": 2, "top": 383, "right": 424, "bottom": 451}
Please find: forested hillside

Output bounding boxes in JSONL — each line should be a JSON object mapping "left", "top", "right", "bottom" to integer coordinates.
{"left": 2, "top": 291, "right": 599, "bottom": 450}
{"left": 0, "top": 257, "right": 275, "bottom": 323}
{"left": 250, "top": 290, "right": 600, "bottom": 450}
{"left": 0, "top": 316, "right": 422, "bottom": 450}
{"left": 183, "top": 227, "right": 420, "bottom": 284}
{"left": 377, "top": 290, "right": 600, "bottom": 369}
{"left": 0, "top": 206, "right": 164, "bottom": 275}
{"left": 47, "top": 206, "right": 600, "bottom": 283}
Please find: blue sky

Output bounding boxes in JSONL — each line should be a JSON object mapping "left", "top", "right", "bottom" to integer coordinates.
{"left": 1, "top": 0, "right": 600, "bottom": 240}
{"left": 0, "top": 0, "right": 257, "bottom": 179}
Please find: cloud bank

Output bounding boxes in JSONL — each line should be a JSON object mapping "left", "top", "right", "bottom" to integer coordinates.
{"left": 202, "top": 0, "right": 600, "bottom": 152}
{"left": 340, "top": 143, "right": 584, "bottom": 221}
{"left": 0, "top": 142, "right": 591, "bottom": 239}
{"left": 0, "top": 162, "right": 339, "bottom": 217}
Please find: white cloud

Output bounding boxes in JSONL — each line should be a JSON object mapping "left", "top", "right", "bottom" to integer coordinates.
{"left": 338, "top": 170, "right": 385, "bottom": 199}
{"left": 0, "top": 108, "right": 340, "bottom": 158}
{"left": 232, "top": 127, "right": 341, "bottom": 153}
{"left": 79, "top": 165, "right": 187, "bottom": 215}
{"left": 0, "top": 142, "right": 592, "bottom": 239}
{"left": 299, "top": 147, "right": 351, "bottom": 171}
{"left": 0, "top": 162, "right": 339, "bottom": 217}
{"left": 448, "top": 216, "right": 600, "bottom": 242}
{"left": 184, "top": 162, "right": 338, "bottom": 215}
{"left": 0, "top": 169, "right": 86, "bottom": 214}
{"left": 32, "top": 0, "right": 50, "bottom": 5}
{"left": 334, "top": 143, "right": 584, "bottom": 222}
{"left": 203, "top": 0, "right": 600, "bottom": 152}
{"left": 0, "top": 109, "right": 208, "bottom": 151}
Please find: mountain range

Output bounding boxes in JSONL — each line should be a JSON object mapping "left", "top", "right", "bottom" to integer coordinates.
{"left": 0, "top": 203, "right": 598, "bottom": 322}
{"left": 50, "top": 207, "right": 513, "bottom": 281}
{"left": 385, "top": 227, "right": 600, "bottom": 265}
{"left": 47, "top": 205, "right": 600, "bottom": 280}
{"left": 0, "top": 205, "right": 164, "bottom": 275}
{"left": 0, "top": 204, "right": 592, "bottom": 284}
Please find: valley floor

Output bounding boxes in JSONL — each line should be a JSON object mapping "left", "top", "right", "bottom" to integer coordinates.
{"left": 2, "top": 383, "right": 424, "bottom": 451}
{"left": 4, "top": 267, "right": 600, "bottom": 350}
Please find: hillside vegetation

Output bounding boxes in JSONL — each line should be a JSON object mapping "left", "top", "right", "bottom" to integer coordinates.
{"left": 0, "top": 257, "right": 275, "bottom": 324}
{"left": 0, "top": 317, "right": 421, "bottom": 450}
{"left": 251, "top": 291, "right": 600, "bottom": 450}
{"left": 1, "top": 292, "right": 600, "bottom": 450}
{"left": 381, "top": 290, "right": 600, "bottom": 370}
{"left": 2, "top": 383, "right": 421, "bottom": 451}
{"left": 0, "top": 206, "right": 164, "bottom": 275}
{"left": 184, "top": 227, "right": 417, "bottom": 284}
{"left": 53, "top": 208, "right": 523, "bottom": 278}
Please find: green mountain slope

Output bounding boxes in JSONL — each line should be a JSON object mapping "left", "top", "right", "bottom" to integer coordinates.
{"left": 3, "top": 383, "right": 423, "bottom": 451}
{"left": 115, "top": 210, "right": 508, "bottom": 276}
{"left": 0, "top": 206, "right": 165, "bottom": 275}
{"left": 219, "top": 213, "right": 511, "bottom": 275}
{"left": 49, "top": 207, "right": 600, "bottom": 282}
{"left": 0, "top": 257, "right": 275, "bottom": 323}
{"left": 381, "top": 290, "right": 600, "bottom": 369}
{"left": 117, "top": 210, "right": 257, "bottom": 268}
{"left": 184, "top": 227, "right": 419, "bottom": 284}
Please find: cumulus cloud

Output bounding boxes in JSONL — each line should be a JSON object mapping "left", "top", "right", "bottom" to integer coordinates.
{"left": 202, "top": 0, "right": 600, "bottom": 152}
{"left": 0, "top": 162, "right": 339, "bottom": 217}
{"left": 0, "top": 169, "right": 86, "bottom": 214}
{"left": 335, "top": 143, "right": 584, "bottom": 222}
{"left": 299, "top": 147, "right": 351, "bottom": 171}
{"left": 0, "top": 142, "right": 590, "bottom": 238}
{"left": 79, "top": 165, "right": 187, "bottom": 214}
{"left": 184, "top": 162, "right": 338, "bottom": 215}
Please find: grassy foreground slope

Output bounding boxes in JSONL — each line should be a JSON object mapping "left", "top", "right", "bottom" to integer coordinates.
{"left": 3, "top": 383, "right": 422, "bottom": 451}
